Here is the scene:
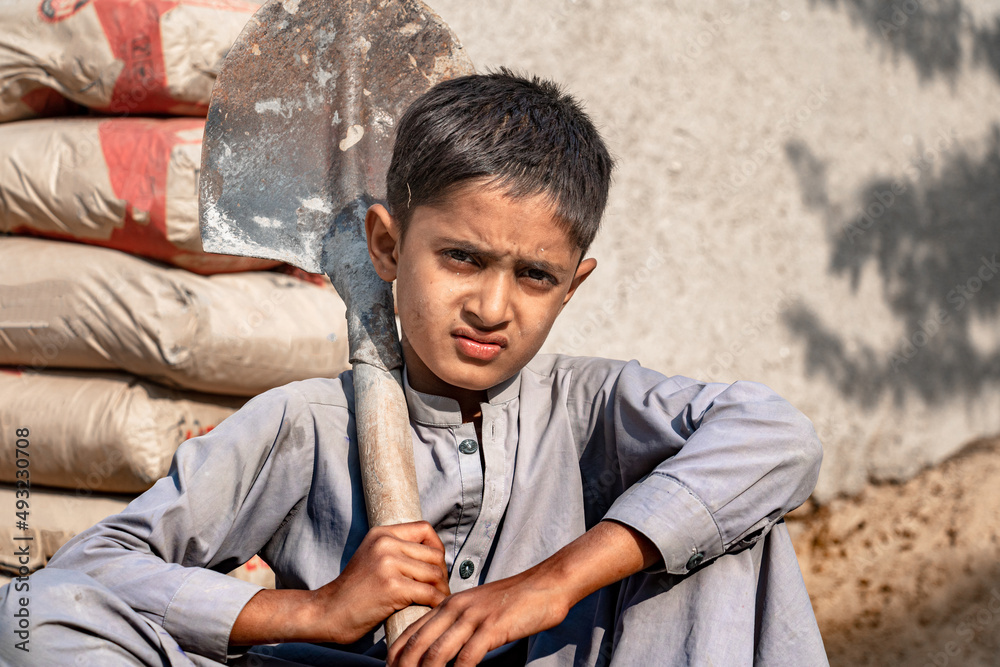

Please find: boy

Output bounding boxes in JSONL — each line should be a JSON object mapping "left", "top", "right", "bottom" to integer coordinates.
{"left": 1, "top": 71, "right": 827, "bottom": 666}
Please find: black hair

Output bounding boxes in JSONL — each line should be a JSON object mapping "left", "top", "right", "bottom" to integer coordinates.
{"left": 385, "top": 68, "right": 614, "bottom": 255}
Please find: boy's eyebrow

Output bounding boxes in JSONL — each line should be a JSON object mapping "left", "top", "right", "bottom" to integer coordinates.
{"left": 438, "top": 237, "right": 566, "bottom": 276}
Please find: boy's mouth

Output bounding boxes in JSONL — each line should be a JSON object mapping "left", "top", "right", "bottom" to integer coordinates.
{"left": 452, "top": 328, "right": 507, "bottom": 361}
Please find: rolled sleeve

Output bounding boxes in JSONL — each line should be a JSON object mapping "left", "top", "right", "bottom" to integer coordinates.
{"left": 574, "top": 358, "right": 822, "bottom": 575}
{"left": 603, "top": 472, "right": 724, "bottom": 574}
{"left": 163, "top": 567, "right": 264, "bottom": 662}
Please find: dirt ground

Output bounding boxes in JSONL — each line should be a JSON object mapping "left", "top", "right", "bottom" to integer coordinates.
{"left": 788, "top": 436, "right": 1000, "bottom": 666}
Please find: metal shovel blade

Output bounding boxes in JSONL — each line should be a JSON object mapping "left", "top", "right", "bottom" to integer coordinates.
{"left": 199, "top": 0, "right": 474, "bottom": 274}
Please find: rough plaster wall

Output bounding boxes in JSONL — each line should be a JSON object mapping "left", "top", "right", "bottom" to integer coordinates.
{"left": 429, "top": 0, "right": 1000, "bottom": 501}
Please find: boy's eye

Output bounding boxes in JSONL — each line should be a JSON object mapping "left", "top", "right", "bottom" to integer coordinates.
{"left": 522, "top": 267, "right": 556, "bottom": 285}
{"left": 444, "top": 249, "right": 476, "bottom": 265}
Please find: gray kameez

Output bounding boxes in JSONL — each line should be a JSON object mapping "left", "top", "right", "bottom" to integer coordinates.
{"left": 0, "top": 355, "right": 829, "bottom": 666}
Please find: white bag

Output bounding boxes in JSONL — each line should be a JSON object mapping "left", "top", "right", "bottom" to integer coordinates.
{"left": 0, "top": 117, "right": 280, "bottom": 273}
{"left": 0, "top": 369, "right": 246, "bottom": 492}
{"left": 0, "top": 237, "right": 350, "bottom": 396}
{"left": 0, "top": 0, "right": 260, "bottom": 121}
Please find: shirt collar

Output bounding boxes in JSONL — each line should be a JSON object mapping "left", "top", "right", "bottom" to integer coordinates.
{"left": 402, "top": 365, "right": 521, "bottom": 427}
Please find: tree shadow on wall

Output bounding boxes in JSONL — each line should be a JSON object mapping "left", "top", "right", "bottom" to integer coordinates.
{"left": 808, "top": 0, "right": 1000, "bottom": 82}
{"left": 781, "top": 128, "right": 1000, "bottom": 408}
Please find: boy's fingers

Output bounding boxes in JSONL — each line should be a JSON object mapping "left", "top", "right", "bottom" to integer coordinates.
{"left": 418, "top": 526, "right": 446, "bottom": 552}
{"left": 408, "top": 619, "right": 477, "bottom": 667}
{"left": 396, "top": 580, "right": 448, "bottom": 612}
{"left": 453, "top": 629, "right": 495, "bottom": 667}
{"left": 386, "top": 605, "right": 435, "bottom": 664}
{"left": 401, "top": 519, "right": 447, "bottom": 553}
{"left": 377, "top": 521, "right": 446, "bottom": 555}
{"left": 397, "top": 556, "right": 451, "bottom": 596}
{"left": 394, "top": 603, "right": 474, "bottom": 667}
{"left": 394, "top": 541, "right": 449, "bottom": 581}
{"left": 376, "top": 520, "right": 437, "bottom": 544}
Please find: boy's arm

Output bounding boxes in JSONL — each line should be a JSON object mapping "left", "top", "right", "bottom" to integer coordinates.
{"left": 47, "top": 386, "right": 316, "bottom": 663}
{"left": 388, "top": 358, "right": 822, "bottom": 666}
{"left": 230, "top": 521, "right": 450, "bottom": 646}
{"left": 388, "top": 518, "right": 658, "bottom": 667}
{"left": 595, "top": 360, "right": 822, "bottom": 575}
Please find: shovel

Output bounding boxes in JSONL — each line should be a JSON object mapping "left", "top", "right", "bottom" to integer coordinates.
{"left": 198, "top": 0, "right": 473, "bottom": 645}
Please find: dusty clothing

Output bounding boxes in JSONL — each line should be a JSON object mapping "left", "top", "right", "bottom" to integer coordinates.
{"left": 1, "top": 354, "right": 828, "bottom": 665}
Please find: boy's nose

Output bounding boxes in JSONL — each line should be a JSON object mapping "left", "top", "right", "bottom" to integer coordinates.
{"left": 465, "top": 272, "right": 513, "bottom": 329}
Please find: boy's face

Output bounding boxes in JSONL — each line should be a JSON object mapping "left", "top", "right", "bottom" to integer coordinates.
{"left": 366, "top": 181, "right": 596, "bottom": 399}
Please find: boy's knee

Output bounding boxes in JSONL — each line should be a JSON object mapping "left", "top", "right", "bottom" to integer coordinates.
{"left": 0, "top": 568, "right": 151, "bottom": 665}
{"left": 2, "top": 567, "right": 108, "bottom": 615}
{"left": 4, "top": 567, "right": 74, "bottom": 610}
{"left": 3, "top": 568, "right": 221, "bottom": 667}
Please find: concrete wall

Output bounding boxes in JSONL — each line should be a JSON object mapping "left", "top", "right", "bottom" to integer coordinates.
{"left": 429, "top": 0, "right": 1000, "bottom": 501}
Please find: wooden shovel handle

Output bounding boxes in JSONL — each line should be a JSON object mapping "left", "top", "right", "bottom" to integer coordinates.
{"left": 351, "top": 362, "right": 429, "bottom": 645}
{"left": 385, "top": 605, "right": 430, "bottom": 647}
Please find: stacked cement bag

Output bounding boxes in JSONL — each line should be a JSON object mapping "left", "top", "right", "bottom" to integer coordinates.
{"left": 0, "top": 241, "right": 346, "bottom": 580}
{"left": 0, "top": 237, "right": 350, "bottom": 396}
{"left": 0, "top": 0, "right": 341, "bottom": 588}
{"left": 0, "top": 116, "right": 280, "bottom": 273}
{"left": 0, "top": 0, "right": 261, "bottom": 121}
{"left": 0, "top": 366, "right": 245, "bottom": 492}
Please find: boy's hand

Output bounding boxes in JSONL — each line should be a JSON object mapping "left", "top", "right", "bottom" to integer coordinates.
{"left": 386, "top": 567, "right": 572, "bottom": 667}
{"left": 231, "top": 520, "right": 449, "bottom": 647}
{"left": 315, "top": 521, "right": 451, "bottom": 644}
{"left": 385, "top": 520, "right": 659, "bottom": 667}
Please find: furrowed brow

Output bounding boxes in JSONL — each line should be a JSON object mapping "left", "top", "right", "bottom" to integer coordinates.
{"left": 522, "top": 258, "right": 563, "bottom": 276}
{"left": 439, "top": 237, "right": 567, "bottom": 276}
{"left": 439, "top": 238, "right": 501, "bottom": 263}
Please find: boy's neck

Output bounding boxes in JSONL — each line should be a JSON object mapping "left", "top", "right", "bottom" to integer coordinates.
{"left": 400, "top": 339, "right": 487, "bottom": 425}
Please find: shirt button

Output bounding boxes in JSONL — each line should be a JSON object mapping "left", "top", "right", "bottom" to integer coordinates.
{"left": 686, "top": 552, "right": 705, "bottom": 570}
{"left": 458, "top": 559, "right": 475, "bottom": 579}
{"left": 458, "top": 439, "right": 478, "bottom": 455}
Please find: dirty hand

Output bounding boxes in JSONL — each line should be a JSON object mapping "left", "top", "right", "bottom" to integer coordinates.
{"left": 310, "top": 521, "right": 450, "bottom": 645}
{"left": 386, "top": 567, "right": 572, "bottom": 667}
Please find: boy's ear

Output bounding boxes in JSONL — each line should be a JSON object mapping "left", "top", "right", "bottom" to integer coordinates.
{"left": 561, "top": 257, "right": 597, "bottom": 308}
{"left": 365, "top": 203, "right": 400, "bottom": 282}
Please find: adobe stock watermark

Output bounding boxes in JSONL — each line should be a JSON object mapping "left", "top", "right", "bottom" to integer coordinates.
{"left": 716, "top": 85, "right": 832, "bottom": 197}
{"left": 236, "top": 286, "right": 289, "bottom": 340}
{"left": 564, "top": 247, "right": 665, "bottom": 353}
{"left": 923, "top": 587, "right": 1000, "bottom": 667}
{"left": 843, "top": 127, "right": 958, "bottom": 244}
{"left": 889, "top": 253, "right": 998, "bottom": 372}
{"left": 544, "top": 0, "right": 581, "bottom": 30}
{"left": 878, "top": 0, "right": 927, "bottom": 38}
{"left": 696, "top": 289, "right": 797, "bottom": 380}
{"left": 670, "top": 1, "right": 751, "bottom": 68}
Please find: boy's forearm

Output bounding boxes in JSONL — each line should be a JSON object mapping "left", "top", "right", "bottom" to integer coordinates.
{"left": 385, "top": 520, "right": 662, "bottom": 666}
{"left": 536, "top": 519, "right": 661, "bottom": 609}
{"left": 230, "top": 588, "right": 325, "bottom": 646}
{"left": 229, "top": 521, "right": 451, "bottom": 649}
{"left": 228, "top": 522, "right": 657, "bottom": 650}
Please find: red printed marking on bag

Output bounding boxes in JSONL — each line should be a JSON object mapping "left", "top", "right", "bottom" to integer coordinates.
{"left": 99, "top": 117, "right": 203, "bottom": 260}
{"left": 38, "top": 0, "right": 91, "bottom": 23}
{"left": 88, "top": 0, "right": 263, "bottom": 113}
{"left": 184, "top": 425, "right": 216, "bottom": 440}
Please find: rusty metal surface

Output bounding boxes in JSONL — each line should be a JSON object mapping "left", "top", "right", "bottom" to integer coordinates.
{"left": 199, "top": 0, "right": 473, "bottom": 274}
